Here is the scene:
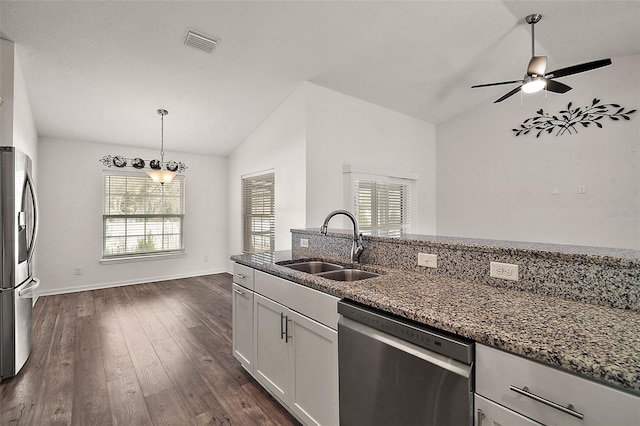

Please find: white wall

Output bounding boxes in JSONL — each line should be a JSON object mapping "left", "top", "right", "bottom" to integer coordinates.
{"left": 37, "top": 138, "right": 228, "bottom": 295}
{"left": 304, "top": 82, "right": 437, "bottom": 233}
{"left": 437, "top": 54, "right": 640, "bottom": 249}
{"left": 227, "top": 84, "right": 307, "bottom": 263}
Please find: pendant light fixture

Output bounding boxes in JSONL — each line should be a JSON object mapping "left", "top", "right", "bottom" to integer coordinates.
{"left": 147, "top": 109, "right": 176, "bottom": 184}
{"left": 99, "top": 109, "right": 187, "bottom": 178}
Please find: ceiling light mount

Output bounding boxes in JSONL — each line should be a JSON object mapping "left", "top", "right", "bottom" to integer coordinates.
{"left": 525, "top": 13, "right": 542, "bottom": 25}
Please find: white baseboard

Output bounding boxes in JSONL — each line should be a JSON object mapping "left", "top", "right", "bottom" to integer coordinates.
{"left": 36, "top": 269, "right": 230, "bottom": 297}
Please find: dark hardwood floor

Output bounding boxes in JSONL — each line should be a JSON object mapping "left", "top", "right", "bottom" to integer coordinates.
{"left": 0, "top": 274, "right": 300, "bottom": 425}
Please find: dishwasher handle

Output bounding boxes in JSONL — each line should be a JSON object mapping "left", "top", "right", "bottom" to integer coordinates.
{"left": 340, "top": 316, "right": 473, "bottom": 378}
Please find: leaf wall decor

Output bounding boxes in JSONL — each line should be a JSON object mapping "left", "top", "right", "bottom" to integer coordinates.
{"left": 513, "top": 99, "right": 636, "bottom": 138}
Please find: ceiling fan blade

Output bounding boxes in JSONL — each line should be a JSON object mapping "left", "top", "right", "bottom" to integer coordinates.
{"left": 544, "top": 79, "right": 572, "bottom": 94}
{"left": 472, "top": 79, "right": 523, "bottom": 88}
{"left": 494, "top": 86, "right": 523, "bottom": 103}
{"left": 527, "top": 56, "right": 547, "bottom": 76}
{"left": 545, "top": 58, "right": 612, "bottom": 79}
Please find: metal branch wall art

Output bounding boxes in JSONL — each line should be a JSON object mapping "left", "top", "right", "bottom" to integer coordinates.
{"left": 513, "top": 99, "right": 636, "bottom": 138}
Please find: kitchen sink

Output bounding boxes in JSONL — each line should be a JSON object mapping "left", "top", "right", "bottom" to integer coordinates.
{"left": 278, "top": 260, "right": 381, "bottom": 281}
{"left": 315, "top": 269, "right": 380, "bottom": 282}
{"left": 280, "top": 261, "right": 345, "bottom": 274}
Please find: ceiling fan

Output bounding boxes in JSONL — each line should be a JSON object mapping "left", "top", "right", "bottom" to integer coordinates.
{"left": 472, "top": 13, "right": 612, "bottom": 103}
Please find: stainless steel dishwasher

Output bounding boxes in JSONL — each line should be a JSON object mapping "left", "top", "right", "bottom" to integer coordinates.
{"left": 338, "top": 299, "right": 474, "bottom": 426}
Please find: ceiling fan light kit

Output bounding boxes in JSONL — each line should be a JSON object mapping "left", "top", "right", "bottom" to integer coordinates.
{"left": 472, "top": 13, "right": 612, "bottom": 103}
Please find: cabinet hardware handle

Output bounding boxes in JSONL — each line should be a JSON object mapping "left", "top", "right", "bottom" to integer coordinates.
{"left": 234, "top": 274, "right": 246, "bottom": 280}
{"left": 476, "top": 409, "right": 485, "bottom": 426}
{"left": 509, "top": 385, "right": 584, "bottom": 420}
{"left": 284, "top": 317, "right": 291, "bottom": 343}
{"left": 280, "top": 312, "right": 286, "bottom": 340}
{"left": 232, "top": 288, "right": 245, "bottom": 296}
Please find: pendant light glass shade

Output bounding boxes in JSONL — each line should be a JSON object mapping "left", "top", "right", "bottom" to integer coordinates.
{"left": 147, "top": 169, "right": 177, "bottom": 184}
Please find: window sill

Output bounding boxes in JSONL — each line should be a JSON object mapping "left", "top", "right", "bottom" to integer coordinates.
{"left": 100, "top": 251, "right": 186, "bottom": 265}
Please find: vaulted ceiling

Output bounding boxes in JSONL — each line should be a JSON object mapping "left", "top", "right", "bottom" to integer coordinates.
{"left": 2, "top": 1, "right": 639, "bottom": 156}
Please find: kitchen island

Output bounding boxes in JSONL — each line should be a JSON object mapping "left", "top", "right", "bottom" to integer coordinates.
{"left": 230, "top": 249, "right": 640, "bottom": 396}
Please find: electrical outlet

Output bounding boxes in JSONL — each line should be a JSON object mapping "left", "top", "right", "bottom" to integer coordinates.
{"left": 417, "top": 253, "right": 437, "bottom": 268}
{"left": 490, "top": 261, "right": 518, "bottom": 281}
{"left": 300, "top": 238, "right": 309, "bottom": 248}
{"left": 74, "top": 267, "right": 82, "bottom": 275}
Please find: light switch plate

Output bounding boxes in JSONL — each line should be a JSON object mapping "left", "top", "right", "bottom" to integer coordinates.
{"left": 300, "top": 238, "right": 309, "bottom": 248}
{"left": 418, "top": 253, "right": 437, "bottom": 268}
{"left": 490, "top": 261, "right": 519, "bottom": 281}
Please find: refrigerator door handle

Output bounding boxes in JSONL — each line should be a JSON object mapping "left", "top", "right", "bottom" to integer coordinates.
{"left": 25, "top": 171, "right": 39, "bottom": 263}
{"left": 18, "top": 277, "right": 40, "bottom": 297}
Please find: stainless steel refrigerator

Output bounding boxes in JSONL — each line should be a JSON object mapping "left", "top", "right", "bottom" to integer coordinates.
{"left": 0, "top": 146, "right": 40, "bottom": 380}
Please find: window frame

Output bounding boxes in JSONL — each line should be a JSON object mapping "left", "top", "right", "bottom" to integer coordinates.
{"left": 101, "top": 171, "right": 185, "bottom": 261}
{"left": 343, "top": 165, "right": 417, "bottom": 237}
{"left": 242, "top": 171, "right": 275, "bottom": 254}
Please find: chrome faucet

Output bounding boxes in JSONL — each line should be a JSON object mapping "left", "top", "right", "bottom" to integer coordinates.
{"left": 320, "top": 210, "right": 364, "bottom": 263}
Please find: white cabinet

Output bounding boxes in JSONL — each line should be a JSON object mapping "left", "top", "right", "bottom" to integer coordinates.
{"left": 254, "top": 293, "right": 289, "bottom": 401}
{"left": 232, "top": 283, "right": 254, "bottom": 372}
{"left": 232, "top": 264, "right": 339, "bottom": 426}
{"left": 232, "top": 264, "right": 255, "bottom": 372}
{"left": 287, "top": 309, "right": 338, "bottom": 426}
{"left": 253, "top": 293, "right": 338, "bottom": 426}
{"left": 476, "top": 344, "right": 640, "bottom": 426}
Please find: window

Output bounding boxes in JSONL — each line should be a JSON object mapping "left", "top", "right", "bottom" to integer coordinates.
{"left": 242, "top": 172, "right": 275, "bottom": 253}
{"left": 344, "top": 166, "right": 415, "bottom": 237}
{"left": 103, "top": 173, "right": 184, "bottom": 258}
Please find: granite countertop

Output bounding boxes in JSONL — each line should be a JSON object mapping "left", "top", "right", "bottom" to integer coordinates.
{"left": 231, "top": 251, "right": 640, "bottom": 396}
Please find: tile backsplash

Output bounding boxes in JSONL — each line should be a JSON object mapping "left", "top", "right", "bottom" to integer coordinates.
{"left": 291, "top": 229, "right": 640, "bottom": 311}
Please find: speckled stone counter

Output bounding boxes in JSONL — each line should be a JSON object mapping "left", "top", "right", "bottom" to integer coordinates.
{"left": 292, "top": 229, "right": 640, "bottom": 311}
{"left": 231, "top": 250, "right": 640, "bottom": 396}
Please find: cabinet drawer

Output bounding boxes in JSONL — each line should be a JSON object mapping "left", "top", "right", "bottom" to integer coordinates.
{"left": 475, "top": 394, "right": 541, "bottom": 426}
{"left": 476, "top": 344, "right": 640, "bottom": 426}
{"left": 255, "top": 270, "right": 339, "bottom": 330}
{"left": 233, "top": 263, "right": 255, "bottom": 290}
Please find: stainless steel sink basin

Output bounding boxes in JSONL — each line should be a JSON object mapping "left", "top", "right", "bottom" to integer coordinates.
{"left": 281, "top": 261, "right": 344, "bottom": 274}
{"left": 315, "top": 269, "right": 380, "bottom": 282}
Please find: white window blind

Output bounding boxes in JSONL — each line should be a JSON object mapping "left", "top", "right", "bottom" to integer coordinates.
{"left": 103, "top": 173, "right": 185, "bottom": 258}
{"left": 354, "top": 177, "right": 411, "bottom": 237}
{"left": 242, "top": 172, "right": 275, "bottom": 253}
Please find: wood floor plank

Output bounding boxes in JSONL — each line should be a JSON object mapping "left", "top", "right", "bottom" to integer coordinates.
{"left": 72, "top": 347, "right": 112, "bottom": 426}
{"left": 144, "top": 387, "right": 192, "bottom": 426}
{"left": 32, "top": 350, "right": 75, "bottom": 425}
{"left": 48, "top": 312, "right": 77, "bottom": 357}
{"left": 106, "top": 374, "right": 153, "bottom": 426}
{"left": 77, "top": 290, "right": 96, "bottom": 317}
{"left": 98, "top": 317, "right": 137, "bottom": 382}
{"left": 118, "top": 321, "right": 172, "bottom": 397}
{"left": 152, "top": 337, "right": 225, "bottom": 418}
{"left": 75, "top": 315, "right": 101, "bottom": 360}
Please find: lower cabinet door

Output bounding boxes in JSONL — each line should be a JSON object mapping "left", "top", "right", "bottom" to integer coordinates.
{"left": 253, "top": 293, "right": 289, "bottom": 402}
{"left": 288, "top": 310, "right": 339, "bottom": 426}
{"left": 232, "top": 283, "right": 254, "bottom": 372}
{"left": 475, "top": 394, "right": 542, "bottom": 426}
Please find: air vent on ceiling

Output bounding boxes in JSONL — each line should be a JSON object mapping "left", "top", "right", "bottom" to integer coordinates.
{"left": 184, "top": 30, "right": 219, "bottom": 53}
